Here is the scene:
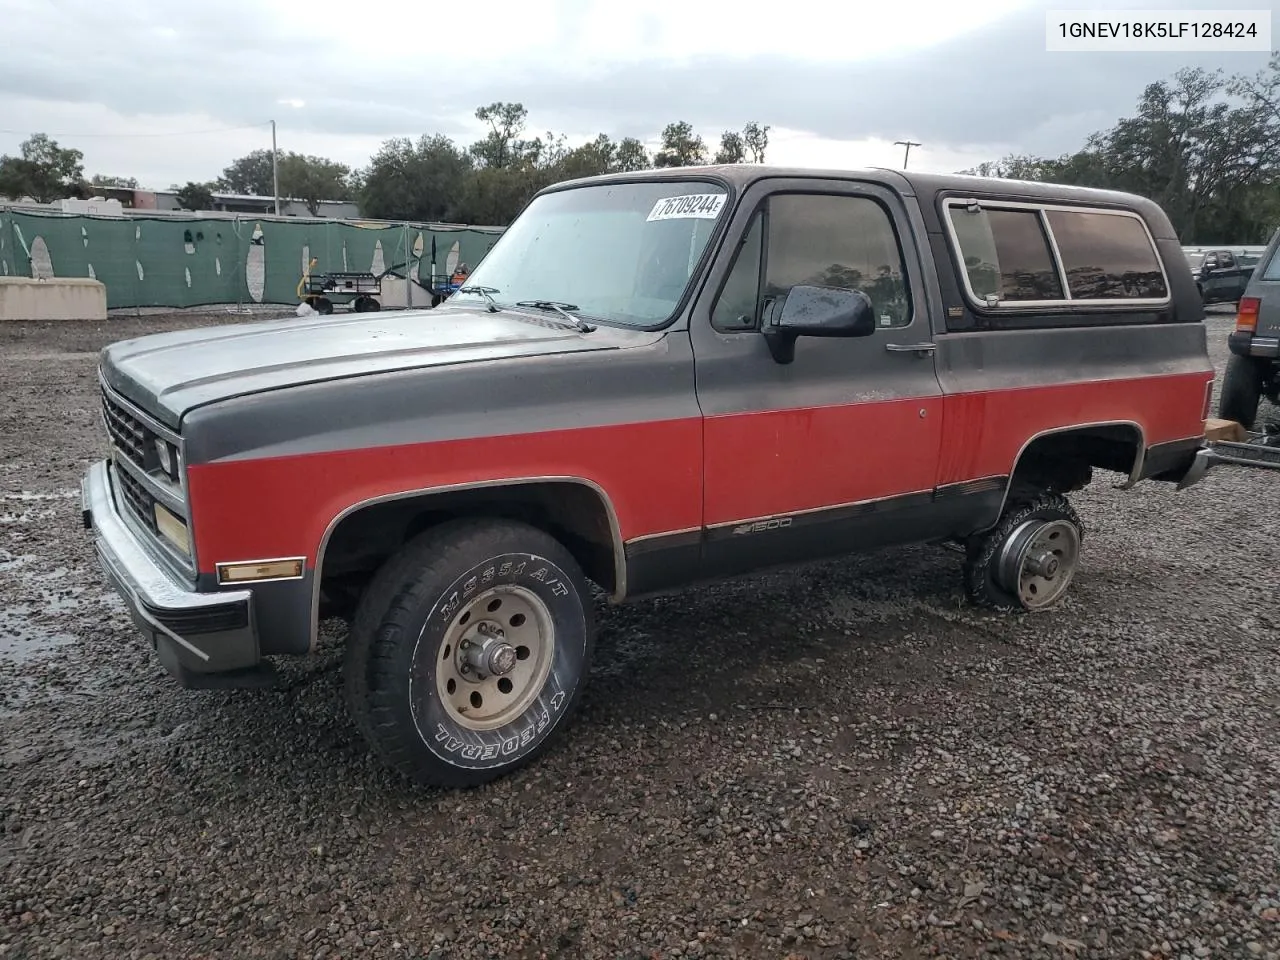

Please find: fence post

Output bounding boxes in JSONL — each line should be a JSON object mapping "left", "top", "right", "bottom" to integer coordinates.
{"left": 404, "top": 222, "right": 412, "bottom": 309}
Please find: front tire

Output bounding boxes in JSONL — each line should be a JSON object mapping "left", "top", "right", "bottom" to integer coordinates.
{"left": 963, "top": 491, "right": 1084, "bottom": 612}
{"left": 1219, "top": 353, "right": 1264, "bottom": 429}
{"left": 344, "top": 518, "right": 595, "bottom": 788}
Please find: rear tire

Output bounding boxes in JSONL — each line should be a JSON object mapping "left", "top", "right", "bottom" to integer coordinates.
{"left": 343, "top": 517, "right": 595, "bottom": 789}
{"left": 963, "top": 491, "right": 1084, "bottom": 612}
{"left": 1219, "top": 353, "right": 1264, "bottom": 429}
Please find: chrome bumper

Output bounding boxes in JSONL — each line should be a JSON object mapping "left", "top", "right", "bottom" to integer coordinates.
{"left": 81, "top": 459, "right": 264, "bottom": 684}
{"left": 1177, "top": 437, "right": 1280, "bottom": 490}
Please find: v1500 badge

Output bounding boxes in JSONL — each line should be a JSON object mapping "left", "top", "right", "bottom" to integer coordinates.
{"left": 733, "top": 517, "right": 794, "bottom": 535}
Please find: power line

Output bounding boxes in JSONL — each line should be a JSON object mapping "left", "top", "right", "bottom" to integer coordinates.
{"left": 894, "top": 139, "right": 921, "bottom": 170}
{"left": 0, "top": 121, "right": 274, "bottom": 139}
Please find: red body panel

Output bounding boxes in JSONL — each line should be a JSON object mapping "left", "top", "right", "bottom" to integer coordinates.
{"left": 935, "top": 371, "right": 1211, "bottom": 486}
{"left": 185, "top": 370, "right": 1211, "bottom": 576}
{"left": 702, "top": 396, "right": 946, "bottom": 526}
{"left": 186, "top": 418, "right": 704, "bottom": 570}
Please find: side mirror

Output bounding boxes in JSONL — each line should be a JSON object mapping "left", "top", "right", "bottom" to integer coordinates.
{"left": 762, "top": 284, "right": 877, "bottom": 364}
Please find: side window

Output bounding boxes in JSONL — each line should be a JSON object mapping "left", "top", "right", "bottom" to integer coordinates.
{"left": 1262, "top": 246, "right": 1280, "bottom": 281}
{"left": 1044, "top": 209, "right": 1169, "bottom": 299}
{"left": 764, "top": 194, "right": 911, "bottom": 327}
{"left": 711, "top": 210, "right": 764, "bottom": 331}
{"left": 948, "top": 206, "right": 1064, "bottom": 302}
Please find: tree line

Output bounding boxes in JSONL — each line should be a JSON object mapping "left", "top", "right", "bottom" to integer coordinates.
{"left": 962, "top": 52, "right": 1280, "bottom": 245}
{"left": 6, "top": 52, "right": 1280, "bottom": 241}
{"left": 0, "top": 106, "right": 770, "bottom": 226}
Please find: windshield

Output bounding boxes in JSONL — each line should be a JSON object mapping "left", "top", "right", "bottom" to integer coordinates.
{"left": 453, "top": 180, "right": 730, "bottom": 327}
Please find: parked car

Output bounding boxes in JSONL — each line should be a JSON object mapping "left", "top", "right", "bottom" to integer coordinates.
{"left": 1192, "top": 248, "right": 1261, "bottom": 305}
{"left": 1218, "top": 227, "right": 1280, "bottom": 427}
{"left": 83, "top": 165, "right": 1218, "bottom": 788}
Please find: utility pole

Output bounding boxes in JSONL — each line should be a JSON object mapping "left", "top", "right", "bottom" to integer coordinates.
{"left": 894, "top": 140, "right": 921, "bottom": 170}
{"left": 271, "top": 120, "right": 280, "bottom": 216}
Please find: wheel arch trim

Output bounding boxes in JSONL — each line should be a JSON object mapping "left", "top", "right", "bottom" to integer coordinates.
{"left": 309, "top": 475, "right": 628, "bottom": 653}
{"left": 986, "top": 419, "right": 1148, "bottom": 528}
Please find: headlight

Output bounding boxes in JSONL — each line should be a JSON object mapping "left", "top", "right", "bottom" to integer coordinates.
{"left": 153, "top": 438, "right": 178, "bottom": 479}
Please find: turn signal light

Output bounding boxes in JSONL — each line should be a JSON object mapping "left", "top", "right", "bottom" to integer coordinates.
{"left": 1236, "top": 296, "right": 1260, "bottom": 333}
{"left": 216, "top": 558, "right": 305, "bottom": 584}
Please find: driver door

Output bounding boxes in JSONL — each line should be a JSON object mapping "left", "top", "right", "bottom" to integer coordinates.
{"left": 689, "top": 177, "right": 946, "bottom": 577}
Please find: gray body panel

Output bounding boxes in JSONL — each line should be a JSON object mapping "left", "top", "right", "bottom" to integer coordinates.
{"left": 100, "top": 304, "right": 635, "bottom": 430}
{"left": 180, "top": 321, "right": 686, "bottom": 465}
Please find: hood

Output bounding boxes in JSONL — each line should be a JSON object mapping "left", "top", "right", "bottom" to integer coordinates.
{"left": 99, "top": 303, "right": 657, "bottom": 429}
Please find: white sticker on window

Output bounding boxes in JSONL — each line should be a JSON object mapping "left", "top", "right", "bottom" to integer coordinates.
{"left": 647, "top": 193, "right": 726, "bottom": 222}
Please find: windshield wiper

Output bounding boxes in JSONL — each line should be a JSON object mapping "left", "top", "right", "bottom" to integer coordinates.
{"left": 457, "top": 285, "right": 501, "bottom": 313}
{"left": 514, "top": 300, "right": 597, "bottom": 333}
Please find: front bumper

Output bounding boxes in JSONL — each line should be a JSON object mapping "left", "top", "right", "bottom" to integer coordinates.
{"left": 81, "top": 459, "right": 267, "bottom": 687}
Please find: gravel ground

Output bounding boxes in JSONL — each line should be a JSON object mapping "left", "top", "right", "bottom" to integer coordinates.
{"left": 1, "top": 307, "right": 1278, "bottom": 960}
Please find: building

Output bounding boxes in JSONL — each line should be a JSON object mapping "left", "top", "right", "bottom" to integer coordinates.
{"left": 2, "top": 186, "right": 362, "bottom": 220}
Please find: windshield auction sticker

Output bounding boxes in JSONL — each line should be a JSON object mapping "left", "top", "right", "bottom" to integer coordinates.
{"left": 647, "top": 193, "right": 727, "bottom": 222}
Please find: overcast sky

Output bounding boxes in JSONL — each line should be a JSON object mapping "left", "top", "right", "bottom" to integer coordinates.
{"left": 0, "top": 0, "right": 1274, "bottom": 190}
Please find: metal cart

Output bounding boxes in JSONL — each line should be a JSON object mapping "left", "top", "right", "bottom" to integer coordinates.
{"left": 298, "top": 269, "right": 383, "bottom": 315}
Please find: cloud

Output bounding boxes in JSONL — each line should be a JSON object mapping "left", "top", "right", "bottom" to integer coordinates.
{"left": 0, "top": 0, "right": 1271, "bottom": 187}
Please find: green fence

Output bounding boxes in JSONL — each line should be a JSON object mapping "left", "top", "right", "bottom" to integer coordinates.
{"left": 0, "top": 209, "right": 504, "bottom": 310}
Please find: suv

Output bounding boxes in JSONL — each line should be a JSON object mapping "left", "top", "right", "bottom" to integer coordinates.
{"left": 82, "top": 166, "right": 1216, "bottom": 788}
{"left": 1218, "top": 228, "right": 1280, "bottom": 428}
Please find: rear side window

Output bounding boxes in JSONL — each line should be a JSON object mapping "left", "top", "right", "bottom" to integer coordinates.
{"left": 949, "top": 206, "right": 1063, "bottom": 301}
{"left": 944, "top": 199, "right": 1169, "bottom": 311}
{"left": 1045, "top": 209, "right": 1169, "bottom": 299}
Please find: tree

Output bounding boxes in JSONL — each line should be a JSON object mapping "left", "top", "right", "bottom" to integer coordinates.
{"left": 0, "top": 133, "right": 85, "bottom": 202}
{"left": 217, "top": 149, "right": 276, "bottom": 195}
{"left": 613, "top": 137, "right": 651, "bottom": 172}
{"left": 714, "top": 130, "right": 746, "bottom": 164}
{"left": 743, "top": 122, "right": 770, "bottom": 163}
{"left": 555, "top": 134, "right": 618, "bottom": 180}
{"left": 961, "top": 59, "right": 1280, "bottom": 244}
{"left": 654, "top": 121, "right": 707, "bottom": 167}
{"left": 355, "top": 106, "right": 770, "bottom": 227}
{"left": 358, "top": 133, "right": 474, "bottom": 222}
{"left": 713, "top": 122, "right": 770, "bottom": 164}
{"left": 470, "top": 102, "right": 535, "bottom": 169}
{"left": 278, "top": 152, "right": 352, "bottom": 215}
{"left": 174, "top": 181, "right": 215, "bottom": 211}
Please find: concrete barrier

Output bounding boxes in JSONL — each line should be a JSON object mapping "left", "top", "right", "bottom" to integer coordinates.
{"left": 0, "top": 277, "right": 108, "bottom": 322}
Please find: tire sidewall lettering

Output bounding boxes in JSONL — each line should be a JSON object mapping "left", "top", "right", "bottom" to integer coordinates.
{"left": 409, "top": 551, "right": 585, "bottom": 771}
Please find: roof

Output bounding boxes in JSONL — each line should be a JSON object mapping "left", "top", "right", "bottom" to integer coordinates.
{"left": 548, "top": 162, "right": 1156, "bottom": 207}
{"left": 543, "top": 163, "right": 1175, "bottom": 239}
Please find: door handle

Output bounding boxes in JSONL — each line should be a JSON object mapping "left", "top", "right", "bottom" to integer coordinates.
{"left": 885, "top": 342, "right": 936, "bottom": 355}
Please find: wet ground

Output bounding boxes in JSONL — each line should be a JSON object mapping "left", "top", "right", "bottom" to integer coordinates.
{"left": 1, "top": 306, "right": 1278, "bottom": 960}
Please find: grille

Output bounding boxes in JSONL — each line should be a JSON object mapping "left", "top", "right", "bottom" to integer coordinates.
{"left": 102, "top": 386, "right": 151, "bottom": 472}
{"left": 115, "top": 467, "right": 160, "bottom": 536}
